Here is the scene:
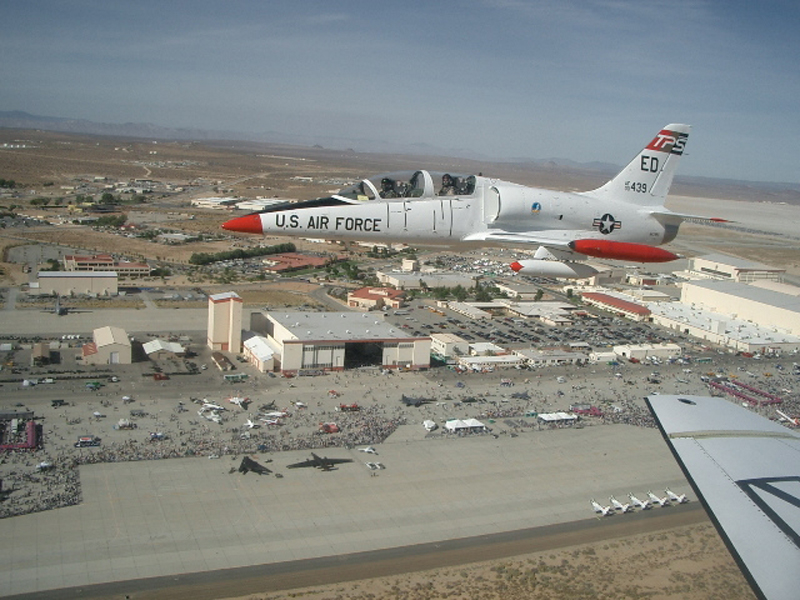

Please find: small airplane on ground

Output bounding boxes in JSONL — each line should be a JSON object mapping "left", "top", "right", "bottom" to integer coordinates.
{"left": 365, "top": 461, "right": 385, "bottom": 470}
{"left": 202, "top": 402, "right": 226, "bottom": 412}
{"left": 243, "top": 418, "right": 259, "bottom": 429}
{"left": 665, "top": 488, "right": 689, "bottom": 504}
{"left": 647, "top": 490, "right": 670, "bottom": 507}
{"left": 222, "top": 123, "right": 725, "bottom": 278}
{"left": 591, "top": 498, "right": 613, "bottom": 517}
{"left": 776, "top": 409, "right": 799, "bottom": 426}
{"left": 286, "top": 452, "right": 354, "bottom": 471}
{"left": 628, "top": 493, "right": 651, "bottom": 510}
{"left": 238, "top": 456, "right": 272, "bottom": 476}
{"left": 228, "top": 396, "right": 250, "bottom": 409}
{"left": 359, "top": 446, "right": 378, "bottom": 455}
{"left": 609, "top": 495, "right": 633, "bottom": 513}
{"left": 259, "top": 417, "right": 281, "bottom": 425}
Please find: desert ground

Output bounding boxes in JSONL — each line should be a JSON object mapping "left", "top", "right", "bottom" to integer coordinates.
{"left": 0, "top": 129, "right": 791, "bottom": 599}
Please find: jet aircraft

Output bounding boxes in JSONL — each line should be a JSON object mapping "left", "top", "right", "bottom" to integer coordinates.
{"left": 238, "top": 456, "right": 272, "bottom": 475}
{"left": 647, "top": 490, "right": 670, "bottom": 507}
{"left": 222, "top": 124, "right": 725, "bottom": 278}
{"left": 628, "top": 493, "right": 651, "bottom": 510}
{"left": 590, "top": 498, "right": 613, "bottom": 517}
{"left": 286, "top": 452, "right": 354, "bottom": 471}
{"left": 665, "top": 487, "right": 689, "bottom": 504}
{"left": 609, "top": 495, "right": 633, "bottom": 513}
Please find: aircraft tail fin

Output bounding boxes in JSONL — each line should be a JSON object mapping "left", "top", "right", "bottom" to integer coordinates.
{"left": 587, "top": 123, "right": 690, "bottom": 207}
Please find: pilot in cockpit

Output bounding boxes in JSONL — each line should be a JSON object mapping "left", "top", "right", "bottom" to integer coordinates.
{"left": 439, "top": 173, "right": 457, "bottom": 195}
{"left": 380, "top": 178, "right": 399, "bottom": 198}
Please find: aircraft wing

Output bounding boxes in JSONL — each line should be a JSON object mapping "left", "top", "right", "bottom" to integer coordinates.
{"left": 646, "top": 395, "right": 800, "bottom": 600}
{"left": 462, "top": 229, "right": 582, "bottom": 251}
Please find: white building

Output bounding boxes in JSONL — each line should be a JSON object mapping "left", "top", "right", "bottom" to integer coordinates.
{"left": 250, "top": 311, "right": 430, "bottom": 375}
{"left": 242, "top": 335, "right": 275, "bottom": 373}
{"left": 430, "top": 333, "right": 469, "bottom": 358}
{"left": 82, "top": 326, "right": 131, "bottom": 365}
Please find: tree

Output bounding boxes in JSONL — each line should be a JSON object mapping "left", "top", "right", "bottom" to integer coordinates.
{"left": 452, "top": 285, "right": 468, "bottom": 302}
{"left": 534, "top": 289, "right": 544, "bottom": 302}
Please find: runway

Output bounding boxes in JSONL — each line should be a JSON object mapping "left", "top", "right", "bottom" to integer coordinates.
{"left": 0, "top": 424, "right": 691, "bottom": 597}
{"left": 4, "top": 503, "right": 705, "bottom": 600}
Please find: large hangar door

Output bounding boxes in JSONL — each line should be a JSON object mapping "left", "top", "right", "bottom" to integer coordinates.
{"left": 344, "top": 341, "right": 383, "bottom": 369}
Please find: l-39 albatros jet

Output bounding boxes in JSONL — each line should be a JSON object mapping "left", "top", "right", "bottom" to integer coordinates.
{"left": 223, "top": 124, "right": 725, "bottom": 278}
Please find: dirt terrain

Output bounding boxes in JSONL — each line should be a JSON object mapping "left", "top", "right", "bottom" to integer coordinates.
{"left": 219, "top": 522, "right": 753, "bottom": 600}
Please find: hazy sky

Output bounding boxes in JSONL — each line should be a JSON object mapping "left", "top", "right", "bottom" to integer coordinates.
{"left": 3, "top": 1, "right": 799, "bottom": 183}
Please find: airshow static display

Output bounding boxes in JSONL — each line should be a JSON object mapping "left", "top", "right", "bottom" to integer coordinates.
{"left": 223, "top": 124, "right": 725, "bottom": 278}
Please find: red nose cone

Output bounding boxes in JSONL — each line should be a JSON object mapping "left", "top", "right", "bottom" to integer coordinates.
{"left": 509, "top": 261, "right": 523, "bottom": 272}
{"left": 221, "top": 214, "right": 263, "bottom": 234}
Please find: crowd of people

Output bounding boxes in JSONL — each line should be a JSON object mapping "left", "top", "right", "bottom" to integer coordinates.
{"left": 1, "top": 356, "right": 795, "bottom": 519}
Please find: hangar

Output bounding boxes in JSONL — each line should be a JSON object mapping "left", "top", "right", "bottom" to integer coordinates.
{"left": 250, "top": 311, "right": 430, "bottom": 375}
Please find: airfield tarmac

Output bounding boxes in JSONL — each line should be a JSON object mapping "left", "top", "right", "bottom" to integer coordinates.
{"left": 0, "top": 420, "right": 690, "bottom": 597}
{"left": 0, "top": 301, "right": 708, "bottom": 597}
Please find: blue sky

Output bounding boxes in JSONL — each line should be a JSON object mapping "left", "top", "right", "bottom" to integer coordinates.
{"left": 3, "top": 1, "right": 799, "bottom": 183}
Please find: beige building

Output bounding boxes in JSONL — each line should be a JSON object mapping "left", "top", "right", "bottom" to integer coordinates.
{"left": 430, "top": 333, "right": 469, "bottom": 358}
{"left": 63, "top": 254, "right": 150, "bottom": 280}
{"left": 82, "top": 326, "right": 131, "bottom": 365}
{"left": 347, "top": 287, "right": 405, "bottom": 311}
{"left": 36, "top": 271, "right": 118, "bottom": 296}
{"left": 250, "top": 311, "right": 430, "bottom": 375}
{"left": 207, "top": 292, "right": 243, "bottom": 353}
{"left": 688, "top": 254, "right": 785, "bottom": 283}
{"left": 681, "top": 280, "right": 800, "bottom": 336}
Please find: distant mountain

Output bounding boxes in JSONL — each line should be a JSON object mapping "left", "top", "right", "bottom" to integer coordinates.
{"left": 1, "top": 110, "right": 798, "bottom": 203}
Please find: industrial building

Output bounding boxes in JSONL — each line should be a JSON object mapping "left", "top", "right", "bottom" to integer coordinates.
{"left": 687, "top": 253, "right": 785, "bottom": 283}
{"left": 681, "top": 280, "right": 800, "bottom": 336}
{"left": 82, "top": 326, "right": 131, "bottom": 365}
{"left": 580, "top": 292, "right": 651, "bottom": 322}
{"left": 207, "top": 292, "right": 243, "bottom": 353}
{"left": 35, "top": 271, "right": 119, "bottom": 296}
{"left": 429, "top": 333, "right": 469, "bottom": 359}
{"left": 376, "top": 271, "right": 475, "bottom": 290}
{"left": 250, "top": 311, "right": 430, "bottom": 374}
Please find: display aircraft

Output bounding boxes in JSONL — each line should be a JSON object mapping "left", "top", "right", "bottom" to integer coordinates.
{"left": 776, "top": 409, "right": 799, "bottom": 426}
{"left": 590, "top": 498, "right": 613, "bottom": 517}
{"left": 222, "top": 124, "right": 726, "bottom": 278}
{"left": 358, "top": 446, "right": 378, "bottom": 454}
{"left": 628, "top": 493, "right": 651, "bottom": 510}
{"left": 286, "top": 452, "right": 354, "bottom": 471}
{"left": 647, "top": 490, "right": 670, "bottom": 507}
{"left": 202, "top": 402, "right": 226, "bottom": 412}
{"left": 647, "top": 394, "right": 800, "bottom": 600}
{"left": 609, "top": 495, "right": 633, "bottom": 513}
{"left": 243, "top": 418, "right": 259, "bottom": 429}
{"left": 228, "top": 396, "right": 250, "bottom": 409}
{"left": 664, "top": 487, "right": 689, "bottom": 504}
{"left": 238, "top": 456, "right": 272, "bottom": 475}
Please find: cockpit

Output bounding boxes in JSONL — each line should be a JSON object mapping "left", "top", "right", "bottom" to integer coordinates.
{"left": 336, "top": 170, "right": 477, "bottom": 202}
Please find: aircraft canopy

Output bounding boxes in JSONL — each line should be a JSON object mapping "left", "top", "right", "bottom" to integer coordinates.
{"left": 337, "top": 170, "right": 477, "bottom": 201}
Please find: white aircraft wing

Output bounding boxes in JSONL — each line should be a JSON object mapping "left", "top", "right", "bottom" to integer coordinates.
{"left": 646, "top": 394, "right": 800, "bottom": 600}
{"left": 462, "top": 229, "right": 583, "bottom": 250}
